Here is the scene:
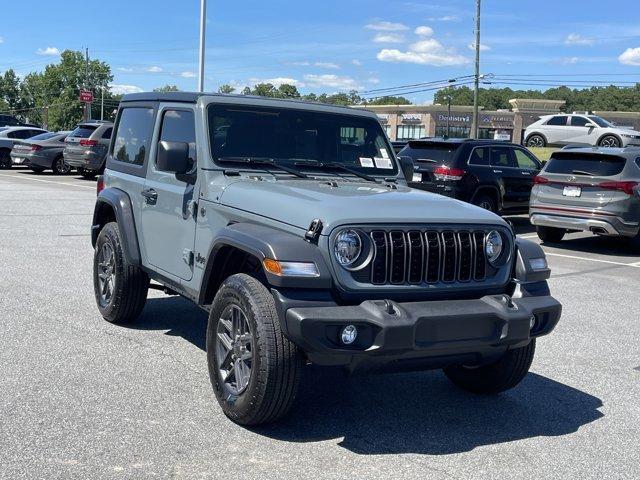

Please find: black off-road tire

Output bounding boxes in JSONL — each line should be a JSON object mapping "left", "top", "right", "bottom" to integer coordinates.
{"left": 93, "top": 222, "right": 149, "bottom": 324}
{"left": 526, "top": 134, "right": 546, "bottom": 148}
{"left": 444, "top": 340, "right": 536, "bottom": 394}
{"left": 0, "top": 149, "right": 12, "bottom": 169}
{"left": 473, "top": 194, "right": 497, "bottom": 213}
{"left": 536, "top": 225, "right": 565, "bottom": 243}
{"left": 207, "top": 273, "right": 302, "bottom": 426}
{"left": 29, "top": 166, "right": 46, "bottom": 173}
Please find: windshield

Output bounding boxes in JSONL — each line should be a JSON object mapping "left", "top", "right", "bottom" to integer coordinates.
{"left": 208, "top": 104, "right": 397, "bottom": 175}
{"left": 588, "top": 116, "right": 613, "bottom": 128}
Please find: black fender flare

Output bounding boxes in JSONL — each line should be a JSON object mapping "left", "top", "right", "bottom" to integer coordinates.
{"left": 198, "top": 223, "right": 333, "bottom": 305}
{"left": 91, "top": 187, "right": 141, "bottom": 265}
{"left": 470, "top": 184, "right": 503, "bottom": 210}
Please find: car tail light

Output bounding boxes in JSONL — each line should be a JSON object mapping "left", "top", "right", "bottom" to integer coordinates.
{"left": 433, "top": 166, "right": 465, "bottom": 181}
{"left": 96, "top": 175, "right": 104, "bottom": 195}
{"left": 30, "top": 145, "right": 42, "bottom": 151}
{"left": 80, "top": 139, "right": 98, "bottom": 147}
{"left": 533, "top": 175, "right": 550, "bottom": 185}
{"left": 599, "top": 181, "right": 638, "bottom": 195}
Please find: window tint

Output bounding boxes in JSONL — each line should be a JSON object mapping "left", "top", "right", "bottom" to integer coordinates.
{"left": 112, "top": 108, "right": 154, "bottom": 165}
{"left": 490, "top": 147, "right": 516, "bottom": 168}
{"left": 158, "top": 109, "right": 196, "bottom": 169}
{"left": 546, "top": 116, "right": 567, "bottom": 126}
{"left": 468, "top": 147, "right": 490, "bottom": 166}
{"left": 101, "top": 127, "right": 112, "bottom": 139}
{"left": 405, "top": 143, "right": 461, "bottom": 164}
{"left": 514, "top": 149, "right": 539, "bottom": 169}
{"left": 69, "top": 125, "right": 98, "bottom": 138}
{"left": 545, "top": 153, "right": 625, "bottom": 177}
{"left": 27, "top": 130, "right": 43, "bottom": 138}
{"left": 30, "top": 132, "right": 58, "bottom": 141}
{"left": 570, "top": 116, "right": 591, "bottom": 127}
{"left": 7, "top": 130, "right": 23, "bottom": 139}
{"left": 589, "top": 116, "right": 613, "bottom": 128}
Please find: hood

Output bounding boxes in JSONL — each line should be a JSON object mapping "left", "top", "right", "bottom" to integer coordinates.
{"left": 218, "top": 177, "right": 507, "bottom": 232}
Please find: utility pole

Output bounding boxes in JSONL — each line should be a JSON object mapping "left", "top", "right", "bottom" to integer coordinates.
{"left": 446, "top": 95, "right": 452, "bottom": 138}
{"left": 100, "top": 87, "right": 104, "bottom": 121}
{"left": 85, "top": 47, "right": 91, "bottom": 121}
{"left": 198, "top": 0, "right": 207, "bottom": 92}
{"left": 471, "top": 0, "right": 481, "bottom": 139}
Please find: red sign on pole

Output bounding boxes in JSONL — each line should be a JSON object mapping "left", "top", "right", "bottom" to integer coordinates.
{"left": 79, "top": 90, "right": 93, "bottom": 103}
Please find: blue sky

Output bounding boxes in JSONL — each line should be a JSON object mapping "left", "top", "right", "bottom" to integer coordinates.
{"left": 1, "top": 0, "right": 640, "bottom": 103}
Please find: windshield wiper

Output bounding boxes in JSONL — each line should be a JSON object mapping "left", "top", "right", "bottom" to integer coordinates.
{"left": 292, "top": 159, "right": 379, "bottom": 183}
{"left": 217, "top": 156, "right": 308, "bottom": 178}
{"left": 416, "top": 158, "right": 437, "bottom": 163}
{"left": 572, "top": 169, "right": 595, "bottom": 176}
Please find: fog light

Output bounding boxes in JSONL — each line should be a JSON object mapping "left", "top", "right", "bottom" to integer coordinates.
{"left": 529, "top": 315, "right": 536, "bottom": 330}
{"left": 340, "top": 325, "right": 358, "bottom": 345}
{"left": 529, "top": 257, "right": 547, "bottom": 271}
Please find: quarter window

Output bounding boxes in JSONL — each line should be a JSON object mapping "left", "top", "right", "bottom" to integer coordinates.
{"left": 112, "top": 108, "right": 154, "bottom": 165}
{"left": 570, "top": 116, "right": 591, "bottom": 127}
{"left": 513, "top": 149, "right": 539, "bottom": 169}
{"left": 546, "top": 116, "right": 568, "bottom": 126}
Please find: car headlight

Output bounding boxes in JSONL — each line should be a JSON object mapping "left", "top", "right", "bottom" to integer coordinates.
{"left": 485, "top": 230, "right": 503, "bottom": 264}
{"left": 334, "top": 229, "right": 362, "bottom": 267}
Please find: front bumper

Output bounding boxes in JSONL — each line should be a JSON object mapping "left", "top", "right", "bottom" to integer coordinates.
{"left": 280, "top": 292, "right": 561, "bottom": 371}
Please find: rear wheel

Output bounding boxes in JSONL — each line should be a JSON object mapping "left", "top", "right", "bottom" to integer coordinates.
{"left": 599, "top": 135, "right": 620, "bottom": 148}
{"left": 0, "top": 149, "right": 11, "bottom": 169}
{"left": 93, "top": 222, "right": 149, "bottom": 324}
{"left": 29, "top": 166, "right": 46, "bottom": 173}
{"left": 536, "top": 225, "right": 565, "bottom": 243}
{"left": 51, "top": 155, "right": 71, "bottom": 175}
{"left": 80, "top": 169, "right": 97, "bottom": 179}
{"left": 473, "top": 194, "right": 497, "bottom": 213}
{"left": 444, "top": 340, "right": 536, "bottom": 394}
{"left": 207, "top": 273, "right": 302, "bottom": 425}
{"left": 526, "top": 134, "right": 546, "bottom": 148}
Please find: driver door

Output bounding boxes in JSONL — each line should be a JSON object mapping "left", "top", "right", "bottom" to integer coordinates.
{"left": 139, "top": 106, "right": 198, "bottom": 281}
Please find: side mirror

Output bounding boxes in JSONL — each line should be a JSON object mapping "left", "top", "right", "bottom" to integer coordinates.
{"left": 397, "top": 155, "right": 415, "bottom": 181}
{"left": 157, "top": 141, "right": 192, "bottom": 174}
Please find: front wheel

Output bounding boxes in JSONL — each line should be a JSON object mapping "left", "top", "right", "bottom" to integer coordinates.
{"left": 473, "top": 194, "right": 497, "bottom": 213}
{"left": 526, "top": 134, "right": 546, "bottom": 148}
{"left": 207, "top": 273, "right": 302, "bottom": 426}
{"left": 599, "top": 135, "right": 621, "bottom": 148}
{"left": 0, "top": 149, "right": 12, "bottom": 169}
{"left": 444, "top": 340, "right": 536, "bottom": 394}
{"left": 93, "top": 222, "right": 149, "bottom": 324}
{"left": 536, "top": 225, "right": 565, "bottom": 243}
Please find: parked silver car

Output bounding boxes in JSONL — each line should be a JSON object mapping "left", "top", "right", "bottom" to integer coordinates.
{"left": 10, "top": 131, "right": 71, "bottom": 174}
{"left": 530, "top": 146, "right": 640, "bottom": 242}
{"left": 0, "top": 126, "right": 48, "bottom": 169}
{"left": 63, "top": 121, "right": 113, "bottom": 179}
{"left": 524, "top": 114, "right": 640, "bottom": 148}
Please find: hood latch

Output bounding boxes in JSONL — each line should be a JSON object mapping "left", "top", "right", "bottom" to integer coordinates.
{"left": 305, "top": 219, "right": 323, "bottom": 243}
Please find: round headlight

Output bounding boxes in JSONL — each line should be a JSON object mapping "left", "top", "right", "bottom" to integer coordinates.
{"left": 334, "top": 229, "right": 362, "bottom": 267}
{"left": 485, "top": 230, "right": 503, "bottom": 264}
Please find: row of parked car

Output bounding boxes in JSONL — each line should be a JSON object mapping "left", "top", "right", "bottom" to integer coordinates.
{"left": 398, "top": 137, "right": 640, "bottom": 244}
{"left": 0, "top": 120, "right": 113, "bottom": 178}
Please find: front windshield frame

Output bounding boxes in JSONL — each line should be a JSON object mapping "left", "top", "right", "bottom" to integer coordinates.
{"left": 588, "top": 116, "right": 613, "bottom": 128}
{"left": 206, "top": 103, "right": 398, "bottom": 177}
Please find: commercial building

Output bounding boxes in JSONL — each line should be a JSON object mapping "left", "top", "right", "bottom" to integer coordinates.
{"left": 356, "top": 98, "right": 640, "bottom": 144}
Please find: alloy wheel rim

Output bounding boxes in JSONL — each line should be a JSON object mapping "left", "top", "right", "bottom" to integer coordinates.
{"left": 57, "top": 158, "right": 70, "bottom": 173}
{"left": 215, "top": 304, "right": 254, "bottom": 395}
{"left": 601, "top": 137, "right": 619, "bottom": 147}
{"left": 479, "top": 201, "right": 493, "bottom": 211}
{"left": 528, "top": 136, "right": 543, "bottom": 147}
{"left": 97, "top": 242, "right": 116, "bottom": 307}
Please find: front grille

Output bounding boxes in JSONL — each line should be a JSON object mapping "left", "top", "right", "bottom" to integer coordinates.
{"left": 369, "top": 229, "right": 487, "bottom": 285}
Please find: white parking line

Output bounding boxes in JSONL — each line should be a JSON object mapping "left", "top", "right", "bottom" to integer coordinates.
{"left": 519, "top": 234, "right": 539, "bottom": 239}
{"left": 545, "top": 252, "right": 640, "bottom": 268}
{"left": 0, "top": 173, "right": 95, "bottom": 190}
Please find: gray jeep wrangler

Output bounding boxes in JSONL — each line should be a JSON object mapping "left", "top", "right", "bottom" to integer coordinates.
{"left": 91, "top": 92, "right": 562, "bottom": 426}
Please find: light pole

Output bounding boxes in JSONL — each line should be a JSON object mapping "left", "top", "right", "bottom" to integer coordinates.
{"left": 446, "top": 95, "right": 452, "bottom": 138}
{"left": 471, "top": 0, "right": 481, "bottom": 139}
{"left": 198, "top": 0, "right": 207, "bottom": 92}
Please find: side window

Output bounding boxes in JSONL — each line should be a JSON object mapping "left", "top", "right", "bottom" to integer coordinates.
{"left": 101, "top": 127, "right": 112, "bottom": 139}
{"left": 514, "top": 149, "right": 540, "bottom": 170}
{"left": 112, "top": 108, "right": 154, "bottom": 165}
{"left": 468, "top": 147, "right": 490, "bottom": 166}
{"left": 157, "top": 109, "right": 196, "bottom": 170}
{"left": 7, "top": 130, "right": 21, "bottom": 139}
{"left": 490, "top": 147, "right": 516, "bottom": 168}
{"left": 546, "top": 116, "right": 568, "bottom": 126}
{"left": 570, "top": 116, "right": 590, "bottom": 127}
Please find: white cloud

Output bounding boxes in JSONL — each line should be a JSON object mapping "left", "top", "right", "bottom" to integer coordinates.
{"left": 0, "top": 37, "right": 4, "bottom": 44}
{"left": 427, "top": 15, "right": 459, "bottom": 22}
{"left": 351, "top": 59, "right": 363, "bottom": 66}
{"left": 565, "top": 33, "right": 595, "bottom": 46}
{"left": 365, "top": 21, "right": 408, "bottom": 32}
{"left": 373, "top": 33, "right": 405, "bottom": 43}
{"left": 468, "top": 42, "right": 491, "bottom": 51}
{"left": 147, "top": 66, "right": 163, "bottom": 73}
{"left": 314, "top": 62, "right": 340, "bottom": 69}
{"left": 303, "top": 74, "right": 361, "bottom": 90}
{"left": 117, "top": 67, "right": 134, "bottom": 72}
{"left": 377, "top": 36, "right": 469, "bottom": 66}
{"left": 414, "top": 26, "right": 434, "bottom": 37}
{"left": 367, "top": 77, "right": 380, "bottom": 84}
{"left": 110, "top": 84, "right": 143, "bottom": 95}
{"left": 36, "top": 46, "right": 60, "bottom": 56}
{"left": 180, "top": 71, "right": 196, "bottom": 78}
{"left": 290, "top": 61, "right": 311, "bottom": 66}
{"left": 619, "top": 47, "right": 640, "bottom": 66}
{"left": 560, "top": 56, "right": 579, "bottom": 65}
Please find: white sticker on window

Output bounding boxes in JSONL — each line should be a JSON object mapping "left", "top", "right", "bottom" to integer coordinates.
{"left": 359, "top": 157, "right": 375, "bottom": 168}
{"left": 380, "top": 149, "right": 389, "bottom": 159}
{"left": 374, "top": 157, "right": 393, "bottom": 169}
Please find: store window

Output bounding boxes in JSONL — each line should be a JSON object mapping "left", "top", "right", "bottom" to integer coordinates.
{"left": 434, "top": 125, "right": 470, "bottom": 138}
{"left": 396, "top": 125, "right": 426, "bottom": 141}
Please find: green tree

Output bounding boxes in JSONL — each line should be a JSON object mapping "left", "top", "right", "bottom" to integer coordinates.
{"left": 218, "top": 84, "right": 235, "bottom": 94}
{"left": 153, "top": 84, "right": 179, "bottom": 92}
{"left": 367, "top": 95, "right": 411, "bottom": 105}
{"left": 277, "top": 84, "right": 300, "bottom": 99}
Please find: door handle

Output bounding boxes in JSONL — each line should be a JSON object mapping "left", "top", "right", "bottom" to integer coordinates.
{"left": 521, "top": 171, "right": 532, "bottom": 175}
{"left": 141, "top": 188, "right": 158, "bottom": 205}
{"left": 492, "top": 169, "right": 503, "bottom": 173}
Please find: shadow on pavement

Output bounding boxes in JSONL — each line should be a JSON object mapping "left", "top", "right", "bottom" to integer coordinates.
{"left": 257, "top": 368, "right": 603, "bottom": 455}
{"left": 506, "top": 215, "right": 536, "bottom": 236}
{"left": 543, "top": 234, "right": 640, "bottom": 259}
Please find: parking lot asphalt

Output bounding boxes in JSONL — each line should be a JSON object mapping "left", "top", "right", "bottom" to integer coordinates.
{"left": 1, "top": 169, "right": 639, "bottom": 480}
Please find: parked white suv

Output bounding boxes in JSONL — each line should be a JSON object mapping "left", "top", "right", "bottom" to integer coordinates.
{"left": 524, "top": 114, "right": 640, "bottom": 148}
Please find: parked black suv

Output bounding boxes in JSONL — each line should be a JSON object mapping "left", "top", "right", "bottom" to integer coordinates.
{"left": 400, "top": 138, "right": 542, "bottom": 214}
